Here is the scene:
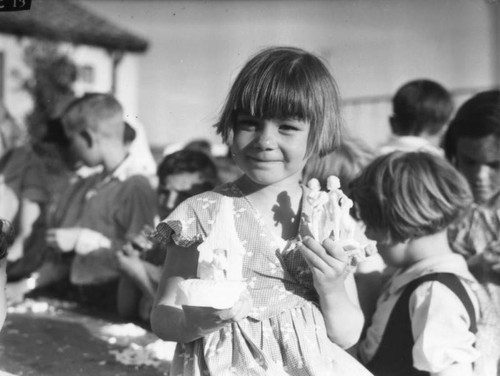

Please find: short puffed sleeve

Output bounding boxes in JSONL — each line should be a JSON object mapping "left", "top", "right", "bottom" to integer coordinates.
{"left": 152, "top": 191, "right": 221, "bottom": 249}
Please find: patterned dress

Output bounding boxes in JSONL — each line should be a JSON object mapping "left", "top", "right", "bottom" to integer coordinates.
{"left": 448, "top": 200, "right": 500, "bottom": 375}
{"left": 155, "top": 182, "right": 372, "bottom": 376}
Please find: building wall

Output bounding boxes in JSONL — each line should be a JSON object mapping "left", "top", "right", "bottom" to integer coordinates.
{"left": 0, "top": 35, "right": 33, "bottom": 125}
{"left": 82, "top": 0, "right": 499, "bottom": 149}
{"left": 0, "top": 35, "right": 139, "bottom": 134}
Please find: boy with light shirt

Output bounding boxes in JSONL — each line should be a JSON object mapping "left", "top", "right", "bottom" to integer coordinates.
{"left": 45, "top": 93, "right": 157, "bottom": 310}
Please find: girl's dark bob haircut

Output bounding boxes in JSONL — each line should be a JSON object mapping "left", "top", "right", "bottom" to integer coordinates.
{"left": 215, "top": 46, "right": 343, "bottom": 158}
{"left": 443, "top": 89, "right": 500, "bottom": 163}
{"left": 349, "top": 151, "right": 473, "bottom": 245}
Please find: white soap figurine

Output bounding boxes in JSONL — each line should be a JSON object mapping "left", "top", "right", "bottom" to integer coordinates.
{"left": 326, "top": 176, "right": 356, "bottom": 241}
{"left": 176, "top": 196, "right": 247, "bottom": 309}
{"left": 306, "top": 178, "right": 330, "bottom": 241}
{"left": 306, "top": 176, "right": 375, "bottom": 272}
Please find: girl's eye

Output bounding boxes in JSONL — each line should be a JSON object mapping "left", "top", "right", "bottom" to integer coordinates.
{"left": 279, "top": 124, "right": 299, "bottom": 132}
{"left": 235, "top": 120, "right": 257, "bottom": 131}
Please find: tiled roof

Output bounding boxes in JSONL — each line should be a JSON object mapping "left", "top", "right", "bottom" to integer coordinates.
{"left": 0, "top": 0, "right": 148, "bottom": 53}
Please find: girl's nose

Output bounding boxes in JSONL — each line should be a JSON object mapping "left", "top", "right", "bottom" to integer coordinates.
{"left": 255, "top": 124, "right": 277, "bottom": 150}
{"left": 256, "top": 136, "right": 274, "bottom": 149}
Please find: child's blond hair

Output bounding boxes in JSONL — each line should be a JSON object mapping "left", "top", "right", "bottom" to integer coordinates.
{"left": 61, "top": 93, "right": 124, "bottom": 140}
{"left": 350, "top": 151, "right": 472, "bottom": 244}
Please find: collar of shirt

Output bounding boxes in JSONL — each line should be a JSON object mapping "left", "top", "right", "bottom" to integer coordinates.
{"left": 380, "top": 135, "right": 444, "bottom": 156}
{"left": 387, "top": 253, "right": 476, "bottom": 295}
{"left": 108, "top": 154, "right": 136, "bottom": 182}
{"left": 83, "top": 154, "right": 132, "bottom": 201}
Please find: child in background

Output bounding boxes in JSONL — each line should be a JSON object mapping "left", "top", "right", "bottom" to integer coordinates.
{"left": 117, "top": 149, "right": 219, "bottom": 321}
{"left": 444, "top": 90, "right": 500, "bottom": 375}
{"left": 156, "top": 148, "right": 219, "bottom": 220}
{"left": 4, "top": 117, "right": 80, "bottom": 285}
{"left": 0, "top": 102, "right": 23, "bottom": 158}
{"left": 379, "top": 79, "right": 453, "bottom": 156}
{"left": 151, "top": 46, "right": 371, "bottom": 375}
{"left": 351, "top": 151, "right": 480, "bottom": 376}
{"left": 44, "top": 93, "right": 157, "bottom": 311}
{"left": 0, "top": 219, "right": 15, "bottom": 330}
{"left": 444, "top": 89, "right": 500, "bottom": 209}
{"left": 444, "top": 89, "right": 500, "bottom": 275}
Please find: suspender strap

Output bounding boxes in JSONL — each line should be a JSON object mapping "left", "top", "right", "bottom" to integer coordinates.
{"left": 367, "top": 272, "right": 477, "bottom": 376}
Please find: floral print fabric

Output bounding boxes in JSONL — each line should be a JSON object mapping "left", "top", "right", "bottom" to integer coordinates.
{"left": 155, "top": 182, "right": 372, "bottom": 376}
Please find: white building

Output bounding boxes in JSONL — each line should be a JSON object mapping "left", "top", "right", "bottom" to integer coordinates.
{"left": 0, "top": 0, "right": 148, "bottom": 134}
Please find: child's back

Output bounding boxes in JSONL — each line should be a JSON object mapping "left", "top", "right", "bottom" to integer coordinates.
{"left": 351, "top": 151, "right": 482, "bottom": 376}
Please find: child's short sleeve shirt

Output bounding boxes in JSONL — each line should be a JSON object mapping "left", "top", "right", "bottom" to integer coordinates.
{"left": 359, "top": 253, "right": 480, "bottom": 373}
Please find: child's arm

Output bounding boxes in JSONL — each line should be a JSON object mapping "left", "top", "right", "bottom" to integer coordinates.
{"left": 410, "top": 281, "right": 478, "bottom": 375}
{"left": 299, "top": 236, "right": 364, "bottom": 349}
{"left": 45, "top": 227, "right": 112, "bottom": 254}
{"left": 0, "top": 258, "right": 7, "bottom": 330}
{"left": 7, "top": 198, "right": 41, "bottom": 261}
{"left": 117, "top": 246, "right": 157, "bottom": 299}
{"left": 151, "top": 243, "right": 252, "bottom": 343}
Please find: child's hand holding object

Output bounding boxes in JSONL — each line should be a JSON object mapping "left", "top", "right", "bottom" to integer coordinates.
{"left": 306, "top": 176, "right": 377, "bottom": 273}
{"left": 182, "top": 289, "right": 253, "bottom": 335}
{"left": 299, "top": 236, "right": 351, "bottom": 295}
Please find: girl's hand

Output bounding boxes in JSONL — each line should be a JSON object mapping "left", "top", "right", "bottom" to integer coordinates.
{"left": 182, "top": 289, "right": 253, "bottom": 335}
{"left": 299, "top": 236, "right": 365, "bottom": 347}
{"left": 299, "top": 236, "right": 349, "bottom": 295}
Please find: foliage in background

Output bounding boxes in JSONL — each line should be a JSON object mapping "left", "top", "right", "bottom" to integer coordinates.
{"left": 21, "top": 40, "right": 76, "bottom": 141}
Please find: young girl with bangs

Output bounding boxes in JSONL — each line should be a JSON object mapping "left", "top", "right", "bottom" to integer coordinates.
{"left": 350, "top": 151, "right": 481, "bottom": 376}
{"left": 151, "top": 46, "right": 372, "bottom": 375}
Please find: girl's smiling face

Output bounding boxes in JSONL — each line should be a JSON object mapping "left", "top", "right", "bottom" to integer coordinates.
{"left": 231, "top": 113, "right": 310, "bottom": 187}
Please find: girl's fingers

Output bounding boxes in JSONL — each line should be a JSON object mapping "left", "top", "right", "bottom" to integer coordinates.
{"left": 298, "top": 241, "right": 330, "bottom": 272}
{"left": 322, "top": 238, "right": 349, "bottom": 264}
{"left": 302, "top": 236, "right": 347, "bottom": 268}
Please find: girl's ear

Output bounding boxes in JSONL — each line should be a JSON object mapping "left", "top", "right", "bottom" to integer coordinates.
{"left": 80, "top": 130, "right": 93, "bottom": 148}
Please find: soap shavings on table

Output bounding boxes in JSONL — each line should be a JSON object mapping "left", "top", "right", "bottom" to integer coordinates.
{"left": 7, "top": 298, "right": 78, "bottom": 315}
{"left": 7, "top": 299, "right": 175, "bottom": 370}
{"left": 98, "top": 323, "right": 175, "bottom": 368}
{"left": 109, "top": 339, "right": 176, "bottom": 368}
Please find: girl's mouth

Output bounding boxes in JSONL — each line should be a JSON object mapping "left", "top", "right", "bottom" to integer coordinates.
{"left": 248, "top": 156, "right": 279, "bottom": 163}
